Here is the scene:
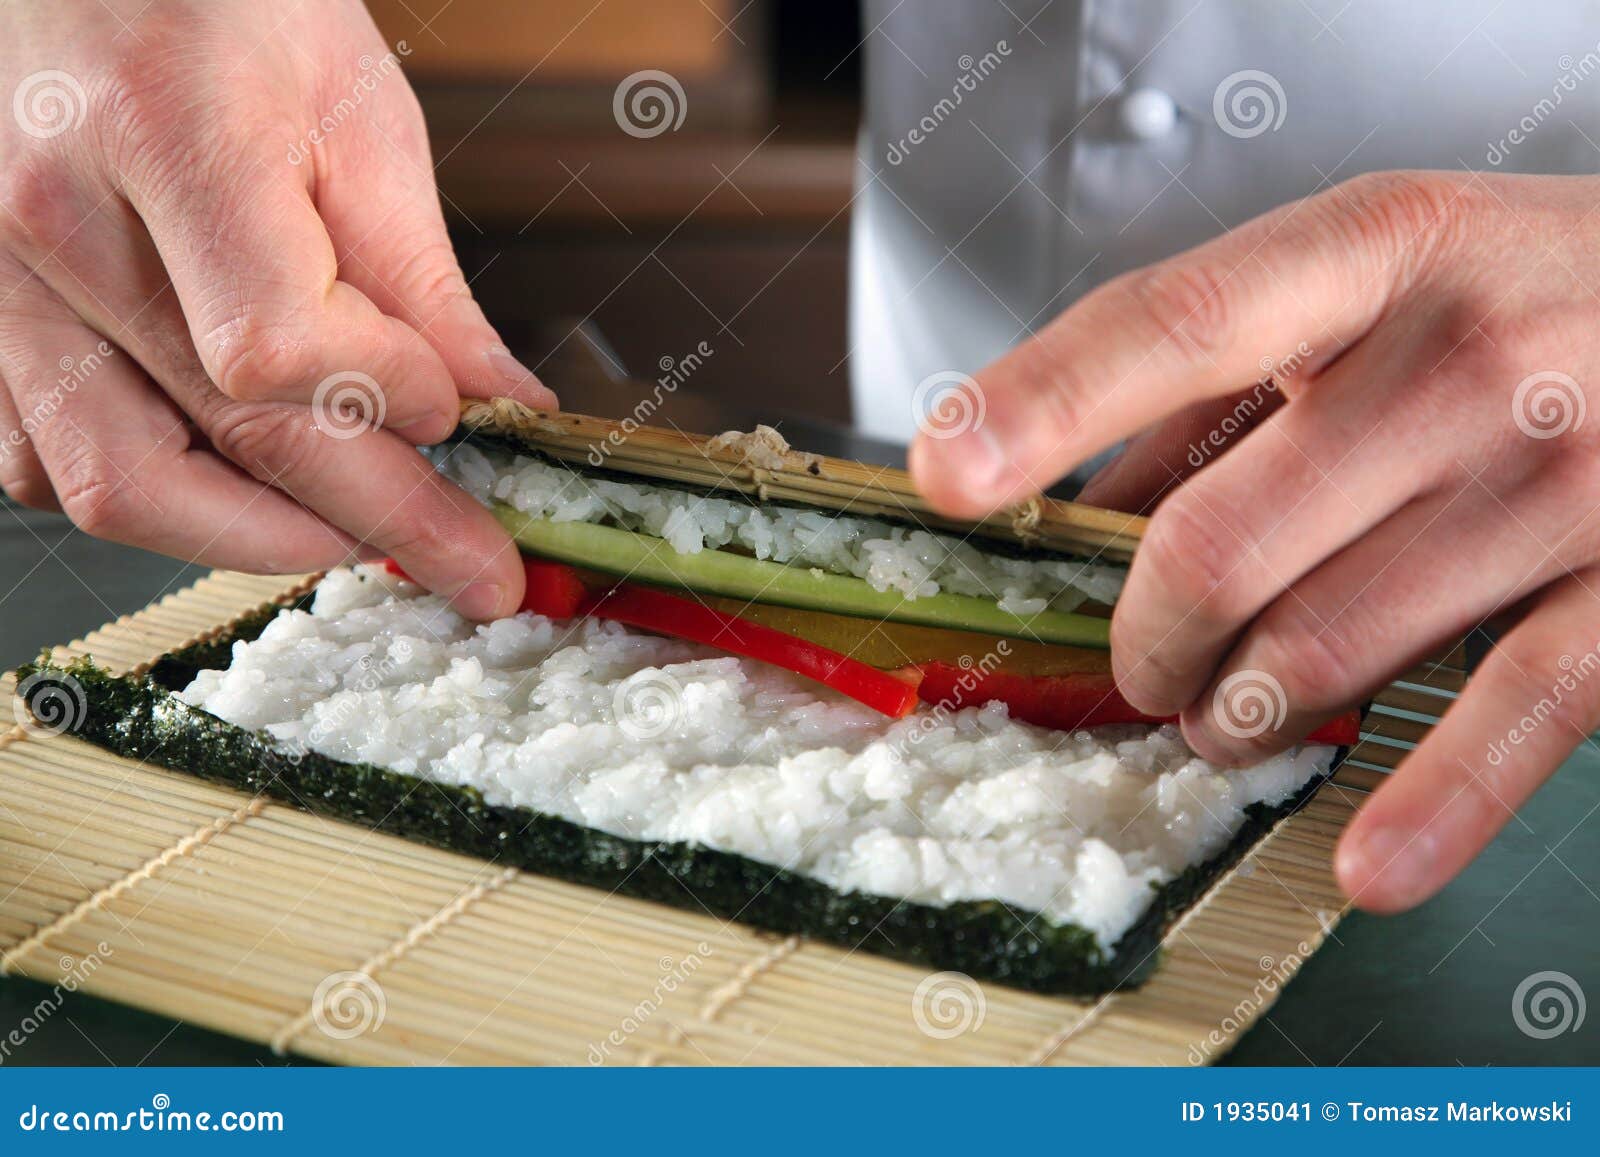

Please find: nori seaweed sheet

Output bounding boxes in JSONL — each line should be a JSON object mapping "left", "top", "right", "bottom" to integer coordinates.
{"left": 16, "top": 591, "right": 1333, "bottom": 995}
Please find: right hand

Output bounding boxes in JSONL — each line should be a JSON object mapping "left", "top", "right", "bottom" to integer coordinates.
{"left": 0, "top": 0, "right": 555, "bottom": 618}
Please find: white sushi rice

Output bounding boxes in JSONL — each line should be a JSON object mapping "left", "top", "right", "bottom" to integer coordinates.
{"left": 433, "top": 443, "right": 1127, "bottom": 611}
{"left": 178, "top": 568, "right": 1333, "bottom": 950}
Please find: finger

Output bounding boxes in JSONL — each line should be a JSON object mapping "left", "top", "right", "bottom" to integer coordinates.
{"left": 1335, "top": 570, "right": 1600, "bottom": 912}
{"left": 314, "top": 94, "right": 557, "bottom": 409}
{"left": 195, "top": 406, "right": 526, "bottom": 619}
{"left": 0, "top": 258, "right": 365, "bottom": 567}
{"left": 0, "top": 375, "right": 58, "bottom": 510}
{"left": 4, "top": 198, "right": 522, "bottom": 614}
{"left": 1075, "top": 380, "right": 1285, "bottom": 512}
{"left": 118, "top": 134, "right": 459, "bottom": 440}
{"left": 911, "top": 172, "right": 1462, "bottom": 517}
{"left": 1179, "top": 463, "right": 1597, "bottom": 765}
{"left": 1111, "top": 339, "right": 1456, "bottom": 717}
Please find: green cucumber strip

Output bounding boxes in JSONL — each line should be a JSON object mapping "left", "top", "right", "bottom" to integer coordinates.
{"left": 491, "top": 504, "right": 1111, "bottom": 649}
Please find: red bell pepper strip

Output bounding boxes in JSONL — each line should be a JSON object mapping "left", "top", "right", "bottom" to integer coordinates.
{"left": 385, "top": 556, "right": 589, "bottom": 619}
{"left": 521, "top": 558, "right": 588, "bottom": 619}
{"left": 578, "top": 583, "right": 919, "bottom": 718}
{"left": 501, "top": 560, "right": 919, "bottom": 718}
{"left": 383, "top": 556, "right": 1357, "bottom": 740}
{"left": 914, "top": 664, "right": 1361, "bottom": 745}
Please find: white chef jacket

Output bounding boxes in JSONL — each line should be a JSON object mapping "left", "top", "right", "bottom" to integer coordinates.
{"left": 850, "top": 0, "right": 1600, "bottom": 447}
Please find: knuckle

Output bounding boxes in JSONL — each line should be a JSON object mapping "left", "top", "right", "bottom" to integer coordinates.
{"left": 2, "top": 475, "right": 58, "bottom": 511}
{"left": 1125, "top": 257, "right": 1240, "bottom": 361}
{"left": 1141, "top": 494, "right": 1253, "bottom": 617}
{"left": 204, "top": 317, "right": 314, "bottom": 401}
{"left": 1113, "top": 616, "right": 1191, "bottom": 696}
{"left": 0, "top": 443, "right": 56, "bottom": 510}
{"left": 1426, "top": 298, "right": 1537, "bottom": 380}
{"left": 97, "top": 48, "right": 220, "bottom": 174}
{"left": 1327, "top": 170, "right": 1472, "bottom": 270}
{"left": 54, "top": 456, "right": 131, "bottom": 537}
{"left": 391, "top": 244, "right": 470, "bottom": 317}
{"left": 208, "top": 405, "right": 322, "bottom": 479}
{"left": 0, "top": 154, "right": 79, "bottom": 250}
{"left": 1258, "top": 600, "right": 1359, "bottom": 711}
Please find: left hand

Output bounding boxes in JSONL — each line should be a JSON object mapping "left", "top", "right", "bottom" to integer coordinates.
{"left": 910, "top": 170, "right": 1600, "bottom": 914}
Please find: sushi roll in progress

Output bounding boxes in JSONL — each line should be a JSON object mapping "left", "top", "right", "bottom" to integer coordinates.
{"left": 24, "top": 406, "right": 1351, "bottom": 993}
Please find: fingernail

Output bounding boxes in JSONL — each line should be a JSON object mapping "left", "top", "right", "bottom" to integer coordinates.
{"left": 393, "top": 410, "right": 458, "bottom": 446}
{"left": 487, "top": 345, "right": 537, "bottom": 386}
{"left": 453, "top": 581, "right": 507, "bottom": 621}
{"left": 945, "top": 425, "right": 1010, "bottom": 498}
{"left": 1339, "top": 825, "right": 1438, "bottom": 907}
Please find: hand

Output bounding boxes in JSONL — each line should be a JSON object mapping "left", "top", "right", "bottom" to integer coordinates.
{"left": 911, "top": 170, "right": 1600, "bottom": 913}
{"left": 0, "top": 0, "right": 555, "bottom": 618}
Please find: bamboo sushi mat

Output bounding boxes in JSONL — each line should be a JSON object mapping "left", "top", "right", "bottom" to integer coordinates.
{"left": 0, "top": 570, "right": 1464, "bottom": 1066}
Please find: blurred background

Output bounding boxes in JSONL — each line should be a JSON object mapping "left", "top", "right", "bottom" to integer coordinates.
{"left": 368, "top": 0, "right": 863, "bottom": 430}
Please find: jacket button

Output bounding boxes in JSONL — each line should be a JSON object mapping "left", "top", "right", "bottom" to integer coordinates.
{"left": 1119, "top": 87, "right": 1178, "bottom": 140}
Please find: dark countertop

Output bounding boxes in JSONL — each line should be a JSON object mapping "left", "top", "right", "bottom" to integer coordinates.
{"left": 3, "top": 488, "right": 1597, "bottom": 1066}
